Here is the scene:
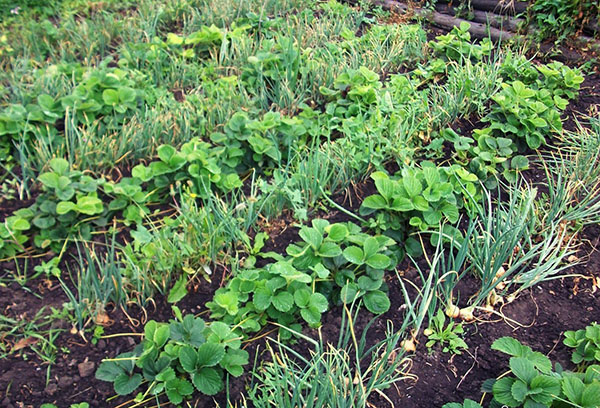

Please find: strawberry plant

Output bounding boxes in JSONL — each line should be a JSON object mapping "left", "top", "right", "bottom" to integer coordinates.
{"left": 484, "top": 81, "right": 565, "bottom": 150}
{"left": 429, "top": 22, "right": 492, "bottom": 62}
{"left": 320, "top": 66, "right": 382, "bottom": 112}
{"left": 530, "top": 0, "right": 599, "bottom": 43}
{"left": 466, "top": 127, "right": 529, "bottom": 187}
{"left": 499, "top": 53, "right": 540, "bottom": 85}
{"left": 96, "top": 314, "right": 248, "bottom": 403}
{"left": 289, "top": 220, "right": 395, "bottom": 314}
{"left": 484, "top": 336, "right": 600, "bottom": 408}
{"left": 102, "top": 177, "right": 150, "bottom": 226}
{"left": 564, "top": 323, "right": 600, "bottom": 365}
{"left": 0, "top": 100, "right": 60, "bottom": 164}
{"left": 31, "top": 158, "right": 105, "bottom": 250}
{"left": 0, "top": 61, "right": 148, "bottom": 166}
{"left": 207, "top": 220, "right": 396, "bottom": 340}
{"left": 131, "top": 138, "right": 243, "bottom": 196}
{"left": 214, "top": 111, "right": 309, "bottom": 172}
{"left": 492, "top": 356, "right": 561, "bottom": 407}
{"left": 59, "top": 63, "right": 145, "bottom": 127}
{"left": 536, "top": 62, "right": 584, "bottom": 100}
{"left": 359, "top": 163, "right": 478, "bottom": 244}
{"left": 166, "top": 25, "right": 224, "bottom": 58}
{"left": 0, "top": 210, "right": 32, "bottom": 259}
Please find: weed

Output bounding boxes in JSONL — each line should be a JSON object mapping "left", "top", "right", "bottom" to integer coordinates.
{"left": 424, "top": 309, "right": 468, "bottom": 355}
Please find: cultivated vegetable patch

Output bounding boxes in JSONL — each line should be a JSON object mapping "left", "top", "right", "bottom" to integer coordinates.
{"left": 0, "top": 1, "right": 599, "bottom": 407}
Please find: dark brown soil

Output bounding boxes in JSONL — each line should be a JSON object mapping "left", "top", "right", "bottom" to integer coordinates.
{"left": 563, "top": 72, "right": 600, "bottom": 133}
{"left": 385, "top": 238, "right": 600, "bottom": 407}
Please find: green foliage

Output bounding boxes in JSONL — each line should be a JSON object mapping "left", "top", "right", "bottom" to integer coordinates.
{"left": 30, "top": 158, "right": 105, "bottom": 250}
{"left": 564, "top": 323, "right": 600, "bottom": 365}
{"left": 451, "top": 126, "right": 530, "bottom": 188}
{"left": 166, "top": 25, "right": 225, "bottom": 58}
{"left": 214, "top": 110, "right": 309, "bottom": 172}
{"left": 492, "top": 358, "right": 560, "bottom": 407}
{"left": 461, "top": 59, "right": 583, "bottom": 186}
{"left": 530, "top": 0, "right": 599, "bottom": 42}
{"left": 96, "top": 315, "right": 248, "bottom": 403}
{"left": 4, "top": 136, "right": 245, "bottom": 255}
{"left": 484, "top": 80, "right": 565, "bottom": 150}
{"left": 359, "top": 163, "right": 478, "bottom": 243}
{"left": 246, "top": 308, "right": 412, "bottom": 408}
{"left": 130, "top": 137, "right": 242, "bottom": 200}
{"left": 430, "top": 22, "right": 493, "bottom": 62}
{"left": 482, "top": 336, "right": 600, "bottom": 408}
{"left": 120, "top": 191, "right": 258, "bottom": 306}
{"left": 0, "top": 61, "right": 147, "bottom": 166}
{"left": 0, "top": 208, "right": 32, "bottom": 259}
{"left": 3, "top": 9, "right": 596, "bottom": 406}
{"left": 536, "top": 62, "right": 585, "bottom": 100}
{"left": 320, "top": 66, "right": 382, "bottom": 112}
{"left": 34, "top": 256, "right": 61, "bottom": 278}
{"left": 207, "top": 219, "right": 396, "bottom": 339}
{"left": 424, "top": 309, "right": 468, "bottom": 355}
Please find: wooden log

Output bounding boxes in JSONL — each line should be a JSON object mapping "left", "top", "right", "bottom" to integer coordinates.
{"left": 437, "top": 0, "right": 529, "bottom": 15}
{"left": 364, "top": 0, "right": 515, "bottom": 41}
{"left": 435, "top": 4, "right": 524, "bottom": 32}
{"left": 430, "top": 12, "right": 515, "bottom": 40}
{"left": 353, "top": 0, "right": 599, "bottom": 47}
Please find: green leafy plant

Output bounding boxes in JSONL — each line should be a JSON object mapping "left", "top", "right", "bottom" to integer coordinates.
{"left": 214, "top": 110, "right": 310, "bottom": 172}
{"left": 320, "top": 66, "right": 382, "bottom": 113}
{"left": 429, "top": 22, "right": 492, "bottom": 62}
{"left": 0, "top": 209, "right": 32, "bottom": 259}
{"left": 467, "top": 127, "right": 529, "bottom": 187}
{"left": 529, "top": 0, "right": 599, "bottom": 43}
{"left": 96, "top": 314, "right": 248, "bottom": 404}
{"left": 130, "top": 138, "right": 242, "bottom": 200}
{"left": 0, "top": 61, "right": 148, "bottom": 168}
{"left": 424, "top": 309, "right": 468, "bottom": 355}
{"left": 492, "top": 356, "right": 560, "bottom": 407}
{"left": 207, "top": 219, "right": 396, "bottom": 340}
{"left": 33, "top": 256, "right": 61, "bottom": 278}
{"left": 485, "top": 336, "right": 600, "bottom": 408}
{"left": 359, "top": 163, "right": 478, "bottom": 244}
{"left": 536, "top": 62, "right": 584, "bottom": 100}
{"left": 31, "top": 158, "right": 105, "bottom": 250}
{"left": 484, "top": 80, "right": 565, "bottom": 150}
{"left": 564, "top": 323, "right": 600, "bottom": 365}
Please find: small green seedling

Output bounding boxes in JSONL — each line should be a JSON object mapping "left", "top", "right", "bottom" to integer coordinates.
{"left": 424, "top": 309, "right": 468, "bottom": 355}
{"left": 564, "top": 322, "right": 600, "bottom": 365}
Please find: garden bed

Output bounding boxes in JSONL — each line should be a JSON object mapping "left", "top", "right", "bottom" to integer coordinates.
{"left": 1, "top": 1, "right": 600, "bottom": 408}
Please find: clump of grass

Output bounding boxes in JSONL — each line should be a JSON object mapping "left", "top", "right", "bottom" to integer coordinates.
{"left": 246, "top": 305, "right": 413, "bottom": 408}
{"left": 541, "top": 116, "right": 600, "bottom": 227}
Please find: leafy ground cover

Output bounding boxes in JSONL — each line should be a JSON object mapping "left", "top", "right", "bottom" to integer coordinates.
{"left": 0, "top": 0, "right": 599, "bottom": 407}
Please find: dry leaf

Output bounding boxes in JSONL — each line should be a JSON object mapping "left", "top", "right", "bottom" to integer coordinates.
{"left": 12, "top": 337, "right": 38, "bottom": 352}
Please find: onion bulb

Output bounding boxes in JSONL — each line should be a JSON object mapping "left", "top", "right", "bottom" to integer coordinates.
{"left": 445, "top": 304, "right": 460, "bottom": 318}
{"left": 401, "top": 339, "right": 416, "bottom": 352}
{"left": 459, "top": 306, "right": 475, "bottom": 321}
